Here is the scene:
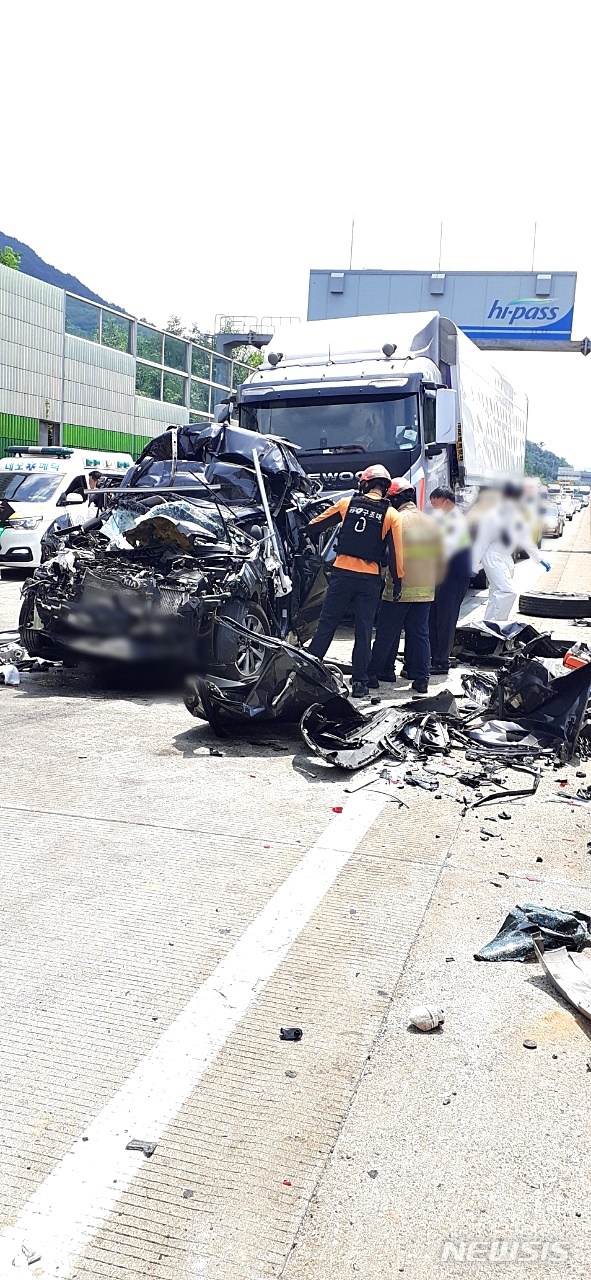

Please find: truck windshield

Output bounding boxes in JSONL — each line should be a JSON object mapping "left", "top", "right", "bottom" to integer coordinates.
{"left": 240, "top": 393, "right": 419, "bottom": 453}
{"left": 0, "top": 471, "right": 64, "bottom": 502}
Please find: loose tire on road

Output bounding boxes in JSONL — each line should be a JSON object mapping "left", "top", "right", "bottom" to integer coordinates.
{"left": 518, "top": 590, "right": 591, "bottom": 619}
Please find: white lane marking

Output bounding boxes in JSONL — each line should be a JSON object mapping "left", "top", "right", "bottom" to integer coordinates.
{"left": 0, "top": 792, "right": 386, "bottom": 1278}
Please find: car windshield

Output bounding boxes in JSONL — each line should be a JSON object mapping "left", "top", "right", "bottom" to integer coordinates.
{"left": 544, "top": 503, "right": 558, "bottom": 516}
{"left": 102, "top": 498, "right": 227, "bottom": 545}
{"left": 0, "top": 470, "right": 63, "bottom": 502}
{"left": 240, "top": 393, "right": 420, "bottom": 453}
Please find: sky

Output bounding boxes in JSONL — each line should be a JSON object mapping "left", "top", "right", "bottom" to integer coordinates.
{"left": 1, "top": 0, "right": 590, "bottom": 464}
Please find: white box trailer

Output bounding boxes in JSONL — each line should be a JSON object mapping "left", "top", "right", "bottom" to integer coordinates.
{"left": 237, "top": 312, "right": 528, "bottom": 504}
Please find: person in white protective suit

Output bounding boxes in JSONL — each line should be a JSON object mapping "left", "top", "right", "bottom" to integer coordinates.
{"left": 471, "top": 482, "right": 551, "bottom": 622}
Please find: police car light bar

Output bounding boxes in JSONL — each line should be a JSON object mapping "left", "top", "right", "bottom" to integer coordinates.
{"left": 6, "top": 446, "right": 74, "bottom": 458}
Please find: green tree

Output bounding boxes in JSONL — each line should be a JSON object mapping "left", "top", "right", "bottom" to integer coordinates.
{"left": 525, "top": 439, "right": 569, "bottom": 482}
{"left": 165, "top": 314, "right": 185, "bottom": 336}
{"left": 0, "top": 246, "right": 21, "bottom": 270}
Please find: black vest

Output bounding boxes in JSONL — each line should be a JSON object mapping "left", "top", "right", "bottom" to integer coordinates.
{"left": 336, "top": 495, "right": 389, "bottom": 563}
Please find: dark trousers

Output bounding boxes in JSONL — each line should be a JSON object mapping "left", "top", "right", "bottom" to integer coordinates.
{"left": 429, "top": 557, "right": 471, "bottom": 670}
{"left": 308, "top": 567, "right": 382, "bottom": 685}
{"left": 368, "top": 599, "right": 432, "bottom": 683}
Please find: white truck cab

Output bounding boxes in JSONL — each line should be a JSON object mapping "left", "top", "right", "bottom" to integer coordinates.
{"left": 237, "top": 312, "right": 528, "bottom": 507}
{"left": 0, "top": 446, "right": 134, "bottom": 569}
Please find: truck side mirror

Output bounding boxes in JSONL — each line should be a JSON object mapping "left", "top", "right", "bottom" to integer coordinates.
{"left": 435, "top": 389, "right": 458, "bottom": 444}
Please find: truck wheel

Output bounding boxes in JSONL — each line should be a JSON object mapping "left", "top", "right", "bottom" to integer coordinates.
{"left": 214, "top": 601, "right": 271, "bottom": 678}
{"left": 518, "top": 590, "right": 591, "bottom": 619}
{"left": 18, "top": 592, "right": 56, "bottom": 658}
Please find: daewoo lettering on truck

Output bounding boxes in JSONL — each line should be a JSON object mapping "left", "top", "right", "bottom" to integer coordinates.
{"left": 236, "top": 312, "right": 528, "bottom": 507}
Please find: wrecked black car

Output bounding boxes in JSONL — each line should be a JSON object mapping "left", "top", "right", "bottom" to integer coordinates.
{"left": 19, "top": 423, "right": 336, "bottom": 673}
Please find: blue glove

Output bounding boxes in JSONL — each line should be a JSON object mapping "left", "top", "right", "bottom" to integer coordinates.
{"left": 541, "top": 560, "right": 551, "bottom": 572}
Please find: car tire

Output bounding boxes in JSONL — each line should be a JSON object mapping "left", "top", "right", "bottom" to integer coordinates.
{"left": 518, "top": 590, "right": 591, "bottom": 619}
{"left": 18, "top": 591, "right": 56, "bottom": 658}
{"left": 214, "top": 601, "right": 271, "bottom": 678}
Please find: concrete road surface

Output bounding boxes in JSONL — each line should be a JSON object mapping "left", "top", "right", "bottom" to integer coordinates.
{"left": 0, "top": 510, "right": 589, "bottom": 1279}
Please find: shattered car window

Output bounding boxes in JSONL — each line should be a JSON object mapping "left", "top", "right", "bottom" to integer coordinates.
{"left": 124, "top": 459, "right": 206, "bottom": 489}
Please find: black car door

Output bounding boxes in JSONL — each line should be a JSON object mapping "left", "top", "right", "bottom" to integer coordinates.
{"left": 287, "top": 500, "right": 340, "bottom": 643}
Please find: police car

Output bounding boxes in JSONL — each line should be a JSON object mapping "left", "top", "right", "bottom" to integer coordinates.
{"left": 0, "top": 446, "right": 134, "bottom": 569}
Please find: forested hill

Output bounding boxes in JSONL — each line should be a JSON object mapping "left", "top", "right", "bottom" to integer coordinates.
{"left": 525, "top": 439, "right": 569, "bottom": 482}
{"left": 0, "top": 232, "right": 124, "bottom": 311}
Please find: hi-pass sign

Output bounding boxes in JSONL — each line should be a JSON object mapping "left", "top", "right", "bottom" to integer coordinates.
{"left": 308, "top": 270, "right": 577, "bottom": 342}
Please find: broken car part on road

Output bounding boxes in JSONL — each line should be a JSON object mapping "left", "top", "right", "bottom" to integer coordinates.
{"left": 184, "top": 625, "right": 347, "bottom": 730}
{"left": 534, "top": 934, "right": 591, "bottom": 1022}
{"left": 475, "top": 905, "right": 591, "bottom": 963}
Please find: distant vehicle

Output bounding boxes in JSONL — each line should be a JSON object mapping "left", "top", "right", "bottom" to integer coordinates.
{"left": 0, "top": 446, "right": 133, "bottom": 570}
{"left": 541, "top": 501, "right": 565, "bottom": 538}
{"left": 547, "top": 483, "right": 561, "bottom": 498}
{"left": 575, "top": 485, "right": 590, "bottom": 505}
{"left": 561, "top": 496, "right": 575, "bottom": 520}
{"left": 237, "top": 312, "right": 528, "bottom": 506}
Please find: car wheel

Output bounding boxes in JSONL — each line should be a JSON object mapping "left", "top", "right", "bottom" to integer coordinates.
{"left": 18, "top": 591, "right": 56, "bottom": 659}
{"left": 214, "top": 601, "right": 271, "bottom": 678}
{"left": 518, "top": 590, "right": 591, "bottom": 619}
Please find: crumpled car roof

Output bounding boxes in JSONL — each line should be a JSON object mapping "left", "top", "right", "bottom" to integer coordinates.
{"left": 134, "top": 423, "right": 315, "bottom": 489}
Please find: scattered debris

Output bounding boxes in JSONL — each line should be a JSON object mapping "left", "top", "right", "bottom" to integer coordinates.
{"left": 126, "top": 1138, "right": 157, "bottom": 1157}
{"left": 409, "top": 1005, "right": 445, "bottom": 1031}
{"left": 523, "top": 1039, "right": 538, "bottom": 1049}
{"left": 21, "top": 1242, "right": 42, "bottom": 1266}
{"left": 280, "top": 1027, "right": 303, "bottom": 1041}
{"left": 285, "top": 1070, "right": 297, "bottom": 1078}
{"left": 475, "top": 904, "right": 591, "bottom": 962}
{"left": 368, "top": 1169, "right": 379, "bottom": 1178}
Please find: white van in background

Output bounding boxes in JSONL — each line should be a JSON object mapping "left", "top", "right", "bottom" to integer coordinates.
{"left": 0, "top": 446, "right": 134, "bottom": 569}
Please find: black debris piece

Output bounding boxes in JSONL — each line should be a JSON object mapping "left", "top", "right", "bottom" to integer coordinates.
{"left": 475, "top": 904, "right": 591, "bottom": 962}
{"left": 523, "top": 1039, "right": 538, "bottom": 1049}
{"left": 301, "top": 690, "right": 459, "bottom": 771}
{"left": 280, "top": 1027, "right": 303, "bottom": 1041}
{"left": 187, "top": 631, "right": 348, "bottom": 732}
